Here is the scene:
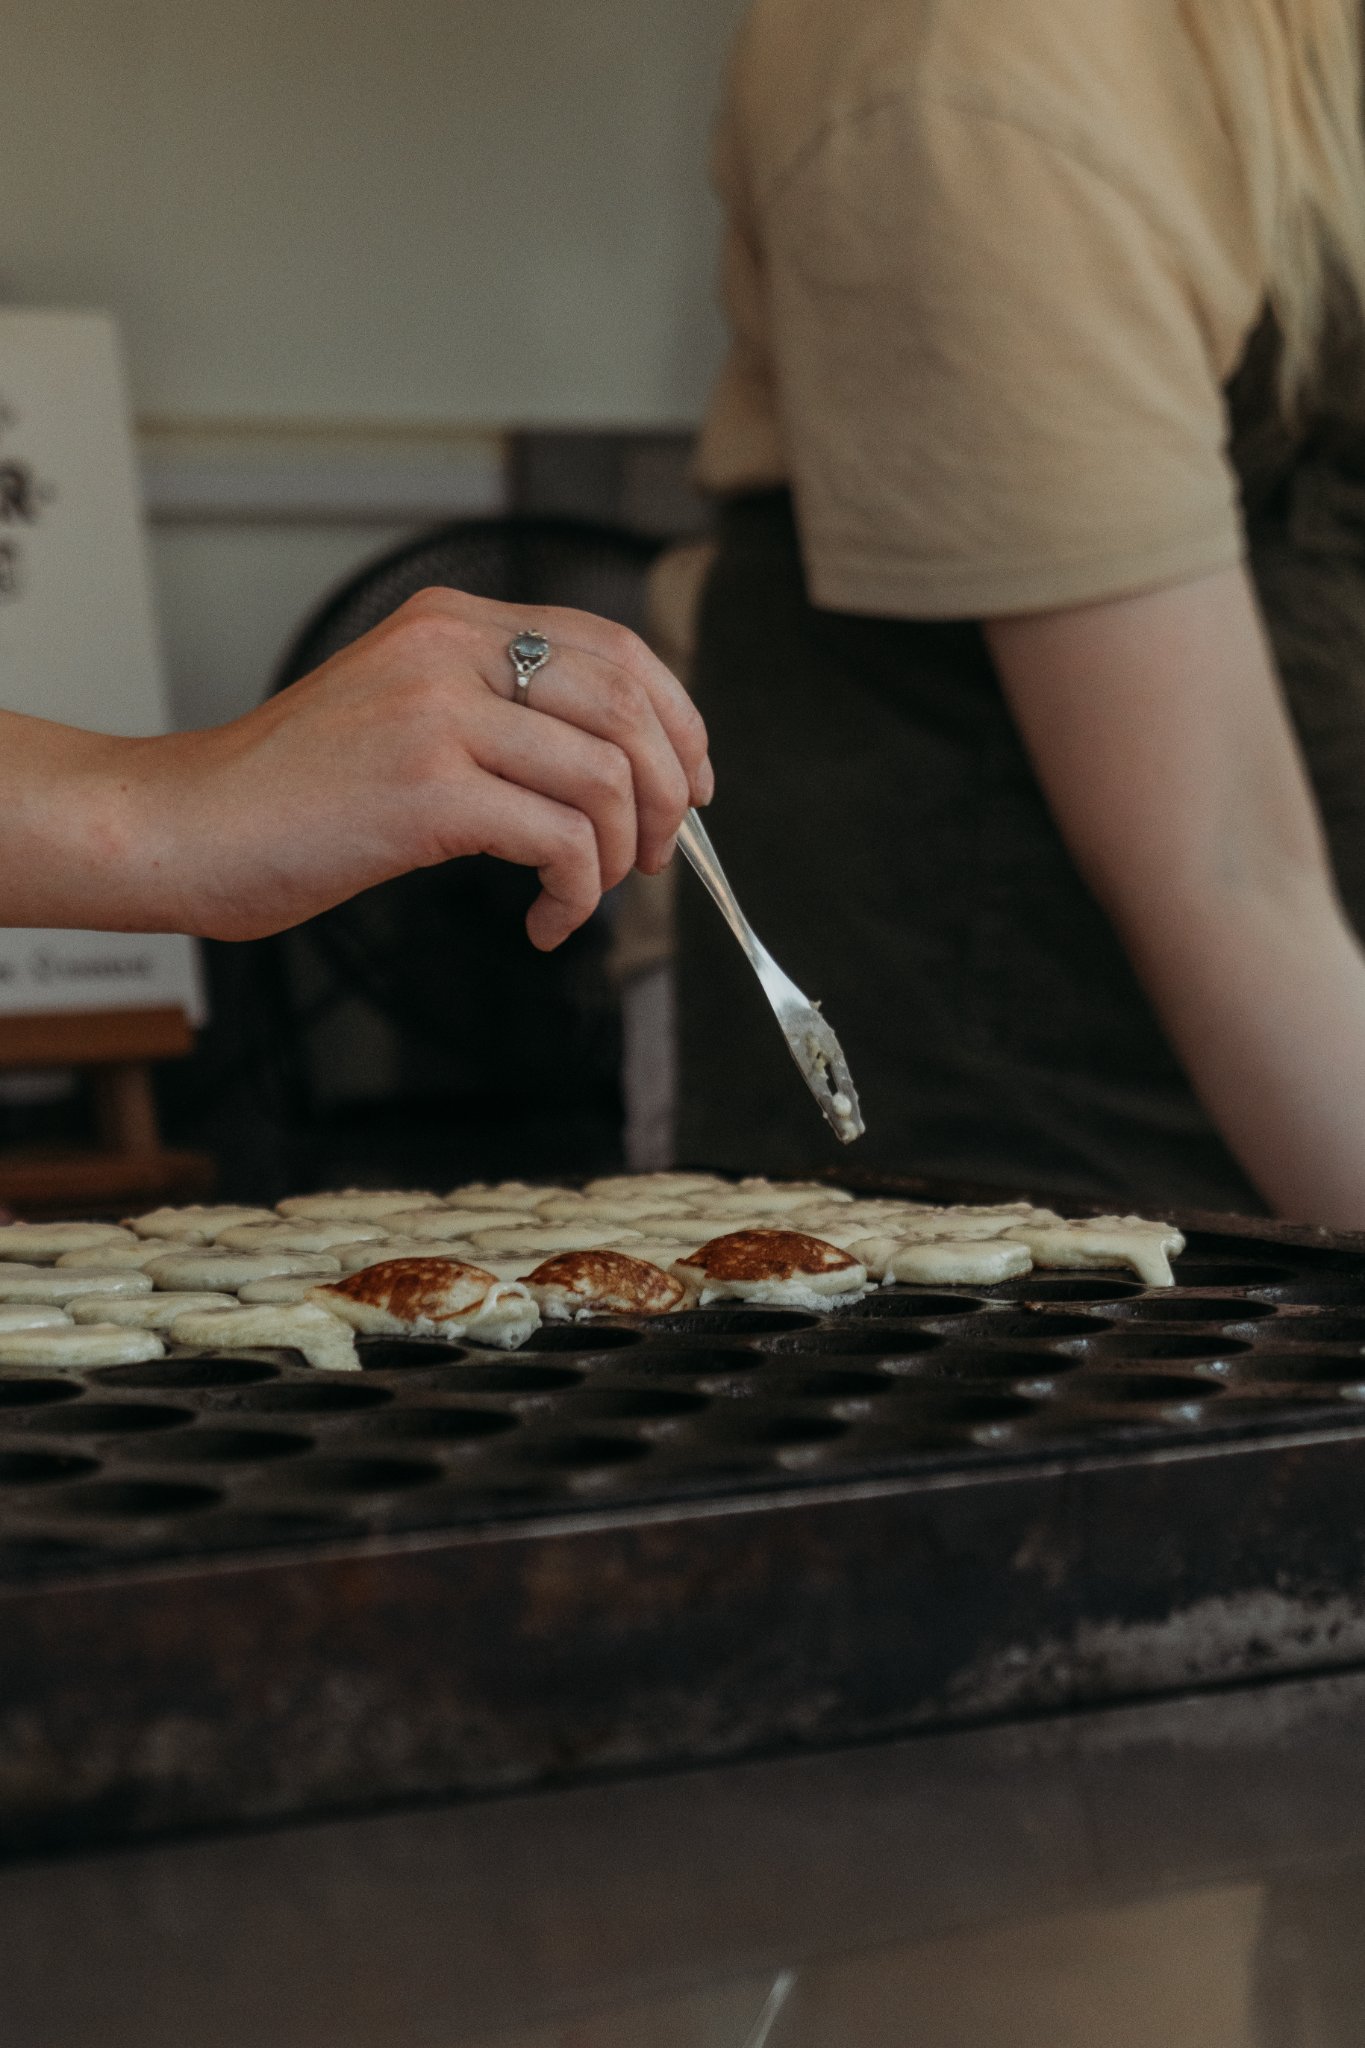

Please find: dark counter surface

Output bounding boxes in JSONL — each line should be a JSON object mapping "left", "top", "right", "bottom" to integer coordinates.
{"left": 6, "top": 1665, "right": 1365, "bottom": 2048}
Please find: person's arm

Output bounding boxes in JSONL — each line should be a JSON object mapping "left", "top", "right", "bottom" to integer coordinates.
{"left": 0, "top": 585, "right": 712, "bottom": 953}
{"left": 985, "top": 564, "right": 1365, "bottom": 1228}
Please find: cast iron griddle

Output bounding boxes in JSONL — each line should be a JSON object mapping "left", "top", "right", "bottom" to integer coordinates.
{"left": 7, "top": 1203, "right": 1365, "bottom": 1852}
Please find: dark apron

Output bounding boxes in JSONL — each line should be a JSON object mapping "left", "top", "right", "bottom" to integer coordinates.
{"left": 676, "top": 316, "right": 1365, "bottom": 1209}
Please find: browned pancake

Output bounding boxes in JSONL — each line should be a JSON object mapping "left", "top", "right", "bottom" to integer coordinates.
{"left": 525, "top": 1249, "right": 685, "bottom": 1318}
{"left": 683, "top": 1229, "right": 860, "bottom": 1283}
{"left": 321, "top": 1256, "right": 497, "bottom": 1321}
{"left": 310, "top": 1257, "right": 539, "bottom": 1348}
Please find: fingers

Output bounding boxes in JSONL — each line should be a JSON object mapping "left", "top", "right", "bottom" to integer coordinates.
{"left": 536, "top": 609, "right": 714, "bottom": 810}
{"left": 405, "top": 585, "right": 714, "bottom": 815}
{"left": 474, "top": 698, "right": 639, "bottom": 891}
{"left": 486, "top": 650, "right": 687, "bottom": 873}
{"left": 463, "top": 778, "right": 605, "bottom": 951}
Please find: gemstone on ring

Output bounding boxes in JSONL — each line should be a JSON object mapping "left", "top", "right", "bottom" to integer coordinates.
{"left": 510, "top": 630, "right": 551, "bottom": 672}
{"left": 508, "top": 630, "right": 552, "bottom": 704}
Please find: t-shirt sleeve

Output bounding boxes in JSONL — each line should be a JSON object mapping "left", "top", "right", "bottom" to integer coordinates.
{"left": 762, "top": 93, "right": 1250, "bottom": 618}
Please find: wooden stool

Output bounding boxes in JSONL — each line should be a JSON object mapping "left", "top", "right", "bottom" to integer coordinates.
{"left": 0, "top": 1006, "right": 215, "bottom": 1219}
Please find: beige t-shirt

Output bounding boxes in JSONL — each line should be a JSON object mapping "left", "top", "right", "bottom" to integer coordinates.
{"left": 696, "top": 0, "right": 1269, "bottom": 618}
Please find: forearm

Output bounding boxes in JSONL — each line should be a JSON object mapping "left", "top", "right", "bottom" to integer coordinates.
{"left": 1123, "top": 872, "right": 1365, "bottom": 1226}
{"left": 0, "top": 589, "right": 710, "bottom": 947}
{"left": 0, "top": 711, "right": 180, "bottom": 931}
{"left": 987, "top": 564, "right": 1365, "bottom": 1228}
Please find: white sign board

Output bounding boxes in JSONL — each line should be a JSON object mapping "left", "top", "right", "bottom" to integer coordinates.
{"left": 0, "top": 310, "right": 203, "bottom": 1020}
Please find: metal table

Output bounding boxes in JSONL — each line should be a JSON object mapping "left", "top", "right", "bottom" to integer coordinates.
{"left": 6, "top": 1662, "right": 1365, "bottom": 2046}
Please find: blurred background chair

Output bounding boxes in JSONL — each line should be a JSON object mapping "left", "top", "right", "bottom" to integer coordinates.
{"left": 157, "top": 515, "right": 665, "bottom": 1201}
{"left": 0, "top": 1006, "right": 213, "bottom": 1220}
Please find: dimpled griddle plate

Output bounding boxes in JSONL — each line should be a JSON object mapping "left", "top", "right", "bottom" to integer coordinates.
{"left": 8, "top": 1209, "right": 1365, "bottom": 1852}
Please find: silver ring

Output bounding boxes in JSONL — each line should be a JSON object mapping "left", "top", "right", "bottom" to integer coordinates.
{"left": 508, "top": 629, "right": 551, "bottom": 704}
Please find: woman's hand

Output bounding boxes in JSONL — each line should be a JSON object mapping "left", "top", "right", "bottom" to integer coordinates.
{"left": 0, "top": 586, "right": 713, "bottom": 951}
{"left": 986, "top": 565, "right": 1365, "bottom": 1228}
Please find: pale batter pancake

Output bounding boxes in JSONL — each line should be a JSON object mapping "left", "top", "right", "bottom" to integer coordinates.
{"left": 0, "top": 1305, "right": 71, "bottom": 1332}
{"left": 469, "top": 1224, "right": 644, "bottom": 1257}
{"left": 380, "top": 1209, "right": 534, "bottom": 1241}
{"left": 236, "top": 1275, "right": 325, "bottom": 1304}
{"left": 276, "top": 1190, "right": 440, "bottom": 1222}
{"left": 54, "top": 1240, "right": 183, "bottom": 1270}
{"left": 0, "top": 1222, "right": 135, "bottom": 1263}
{"left": 0, "top": 1324, "right": 165, "bottom": 1367}
{"left": 70, "top": 1291, "right": 239, "bottom": 1330}
{"left": 849, "top": 1236, "right": 1033, "bottom": 1285}
{"left": 126, "top": 1205, "right": 277, "bottom": 1243}
{"left": 215, "top": 1220, "right": 388, "bottom": 1253}
{"left": 0, "top": 1268, "right": 154, "bottom": 1305}
{"left": 169, "top": 1302, "right": 360, "bottom": 1372}
{"left": 146, "top": 1250, "right": 340, "bottom": 1292}
{"left": 445, "top": 1181, "right": 550, "bottom": 1212}
{"left": 1003, "top": 1216, "right": 1185, "bottom": 1288}
{"left": 335, "top": 1238, "right": 479, "bottom": 1273}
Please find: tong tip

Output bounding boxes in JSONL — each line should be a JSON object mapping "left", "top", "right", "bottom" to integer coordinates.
{"left": 792, "top": 1017, "right": 865, "bottom": 1143}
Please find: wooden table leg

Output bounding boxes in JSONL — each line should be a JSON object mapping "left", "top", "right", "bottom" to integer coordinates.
{"left": 0, "top": 1009, "right": 215, "bottom": 1217}
{"left": 91, "top": 1063, "right": 161, "bottom": 1156}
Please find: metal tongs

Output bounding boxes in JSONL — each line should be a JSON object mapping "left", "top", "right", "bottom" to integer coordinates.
{"left": 678, "top": 809, "right": 865, "bottom": 1144}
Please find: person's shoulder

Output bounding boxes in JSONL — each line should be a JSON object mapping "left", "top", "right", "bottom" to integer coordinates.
{"left": 728, "top": 0, "right": 1191, "bottom": 200}
{"left": 722, "top": 0, "right": 931, "bottom": 203}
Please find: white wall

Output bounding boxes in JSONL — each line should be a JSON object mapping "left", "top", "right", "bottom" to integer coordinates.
{"left": 139, "top": 421, "right": 508, "bottom": 725}
{"left": 2, "top": 0, "right": 747, "bottom": 725}
{"left": 1, "top": 0, "right": 744, "bottom": 429}
{"left": 146, "top": 518, "right": 417, "bottom": 729}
